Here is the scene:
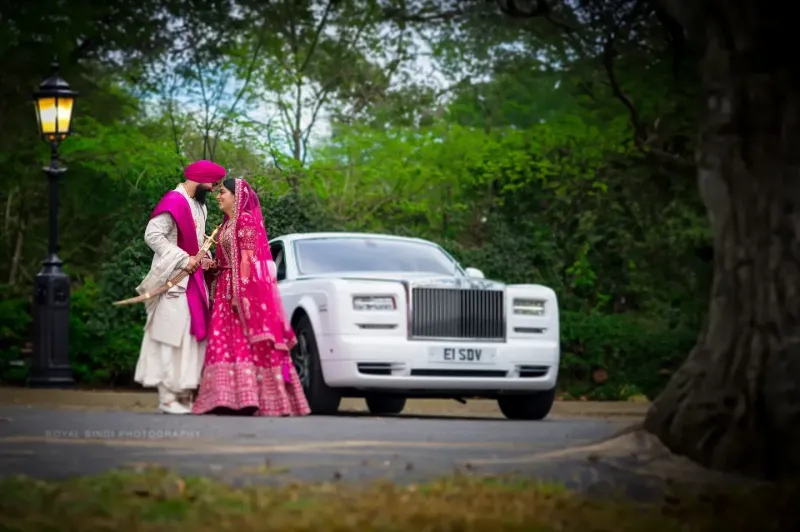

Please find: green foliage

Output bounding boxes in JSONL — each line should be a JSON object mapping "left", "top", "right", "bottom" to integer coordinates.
{"left": 0, "top": 285, "right": 32, "bottom": 383}
{"left": 558, "top": 311, "right": 697, "bottom": 400}
{"left": 0, "top": 0, "right": 711, "bottom": 399}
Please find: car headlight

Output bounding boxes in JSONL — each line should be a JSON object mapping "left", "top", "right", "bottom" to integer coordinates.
{"left": 353, "top": 295, "right": 396, "bottom": 311}
{"left": 513, "top": 298, "right": 545, "bottom": 316}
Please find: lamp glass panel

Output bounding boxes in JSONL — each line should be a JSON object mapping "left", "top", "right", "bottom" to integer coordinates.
{"left": 56, "top": 96, "right": 74, "bottom": 134}
{"left": 36, "top": 97, "right": 57, "bottom": 135}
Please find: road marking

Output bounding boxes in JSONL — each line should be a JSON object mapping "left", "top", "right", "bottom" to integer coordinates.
{"left": 0, "top": 436, "right": 222, "bottom": 450}
{"left": 152, "top": 445, "right": 544, "bottom": 457}
{"left": 0, "top": 436, "right": 544, "bottom": 453}
{"left": 0, "top": 435, "right": 594, "bottom": 469}
{"left": 456, "top": 441, "right": 604, "bottom": 466}
{"left": 156, "top": 448, "right": 409, "bottom": 456}
{"left": 457, "top": 454, "right": 548, "bottom": 466}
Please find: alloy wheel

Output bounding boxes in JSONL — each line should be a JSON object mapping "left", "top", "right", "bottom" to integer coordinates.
{"left": 292, "top": 332, "right": 310, "bottom": 390}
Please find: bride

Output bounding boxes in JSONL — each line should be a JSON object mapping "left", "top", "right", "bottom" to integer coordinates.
{"left": 192, "top": 178, "right": 310, "bottom": 416}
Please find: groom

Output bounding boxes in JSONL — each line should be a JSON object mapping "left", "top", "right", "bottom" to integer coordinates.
{"left": 133, "top": 160, "right": 226, "bottom": 414}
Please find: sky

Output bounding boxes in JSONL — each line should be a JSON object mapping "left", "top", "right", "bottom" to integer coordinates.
{"left": 166, "top": 19, "right": 453, "bottom": 164}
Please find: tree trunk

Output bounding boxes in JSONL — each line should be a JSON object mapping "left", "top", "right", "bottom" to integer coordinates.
{"left": 645, "top": 0, "right": 800, "bottom": 479}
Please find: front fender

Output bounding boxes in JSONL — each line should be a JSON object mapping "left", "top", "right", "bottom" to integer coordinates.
{"left": 290, "top": 294, "right": 328, "bottom": 339}
{"left": 290, "top": 294, "right": 341, "bottom": 382}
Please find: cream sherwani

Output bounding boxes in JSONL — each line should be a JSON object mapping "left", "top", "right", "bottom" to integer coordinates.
{"left": 134, "top": 184, "right": 210, "bottom": 408}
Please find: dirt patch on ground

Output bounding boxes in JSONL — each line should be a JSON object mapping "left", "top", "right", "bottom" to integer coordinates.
{"left": 0, "top": 386, "right": 648, "bottom": 419}
{"left": 524, "top": 426, "right": 771, "bottom": 494}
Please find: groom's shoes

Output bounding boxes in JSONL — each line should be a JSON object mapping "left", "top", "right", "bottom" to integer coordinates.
{"left": 177, "top": 392, "right": 194, "bottom": 412}
{"left": 159, "top": 401, "right": 191, "bottom": 415}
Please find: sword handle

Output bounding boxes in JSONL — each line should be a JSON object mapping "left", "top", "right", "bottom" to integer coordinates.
{"left": 112, "top": 224, "right": 222, "bottom": 306}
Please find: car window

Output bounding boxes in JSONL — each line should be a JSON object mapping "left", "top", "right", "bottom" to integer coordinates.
{"left": 270, "top": 243, "right": 286, "bottom": 281}
{"left": 294, "top": 237, "right": 460, "bottom": 276}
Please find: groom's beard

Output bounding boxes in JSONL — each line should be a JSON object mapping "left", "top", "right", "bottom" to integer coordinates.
{"left": 194, "top": 186, "right": 208, "bottom": 205}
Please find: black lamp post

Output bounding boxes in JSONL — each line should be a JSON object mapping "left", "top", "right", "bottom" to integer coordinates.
{"left": 27, "top": 62, "right": 78, "bottom": 388}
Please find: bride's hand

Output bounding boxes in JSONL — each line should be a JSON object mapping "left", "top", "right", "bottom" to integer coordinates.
{"left": 201, "top": 257, "right": 218, "bottom": 272}
{"left": 231, "top": 298, "right": 239, "bottom": 313}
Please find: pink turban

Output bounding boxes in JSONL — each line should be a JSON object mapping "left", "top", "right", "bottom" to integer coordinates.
{"left": 184, "top": 160, "right": 226, "bottom": 183}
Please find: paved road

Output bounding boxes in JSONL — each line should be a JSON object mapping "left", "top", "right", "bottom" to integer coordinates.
{"left": 0, "top": 405, "right": 650, "bottom": 493}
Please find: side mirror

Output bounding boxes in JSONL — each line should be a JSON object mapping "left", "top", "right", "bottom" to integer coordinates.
{"left": 464, "top": 267, "right": 485, "bottom": 279}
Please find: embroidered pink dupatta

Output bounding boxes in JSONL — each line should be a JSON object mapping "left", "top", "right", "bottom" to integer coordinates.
{"left": 227, "top": 179, "right": 297, "bottom": 381}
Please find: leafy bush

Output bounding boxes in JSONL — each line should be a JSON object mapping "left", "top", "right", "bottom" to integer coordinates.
{"left": 0, "top": 285, "right": 32, "bottom": 383}
{"left": 558, "top": 310, "right": 697, "bottom": 400}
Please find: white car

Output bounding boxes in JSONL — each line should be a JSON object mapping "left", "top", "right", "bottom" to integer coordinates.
{"left": 269, "top": 232, "right": 560, "bottom": 420}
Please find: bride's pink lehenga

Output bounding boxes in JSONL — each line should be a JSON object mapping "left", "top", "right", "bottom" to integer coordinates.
{"left": 192, "top": 179, "right": 310, "bottom": 416}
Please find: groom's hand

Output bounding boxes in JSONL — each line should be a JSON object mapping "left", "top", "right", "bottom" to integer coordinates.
{"left": 184, "top": 256, "right": 200, "bottom": 273}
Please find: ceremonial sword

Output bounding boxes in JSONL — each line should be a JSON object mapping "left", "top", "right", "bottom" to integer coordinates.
{"left": 112, "top": 224, "right": 222, "bottom": 306}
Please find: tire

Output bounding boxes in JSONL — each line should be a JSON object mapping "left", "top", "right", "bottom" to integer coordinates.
{"left": 292, "top": 314, "right": 341, "bottom": 415}
{"left": 497, "top": 388, "right": 556, "bottom": 420}
{"left": 365, "top": 394, "right": 406, "bottom": 416}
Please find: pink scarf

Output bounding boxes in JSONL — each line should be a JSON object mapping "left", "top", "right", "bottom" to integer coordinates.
{"left": 150, "top": 191, "right": 211, "bottom": 341}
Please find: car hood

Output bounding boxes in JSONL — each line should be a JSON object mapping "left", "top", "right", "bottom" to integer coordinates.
{"left": 294, "top": 271, "right": 506, "bottom": 290}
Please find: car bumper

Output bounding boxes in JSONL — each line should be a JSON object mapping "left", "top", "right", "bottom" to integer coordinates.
{"left": 317, "top": 333, "right": 559, "bottom": 392}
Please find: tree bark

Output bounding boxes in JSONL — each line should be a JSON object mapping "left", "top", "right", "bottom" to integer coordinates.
{"left": 644, "top": 0, "right": 800, "bottom": 479}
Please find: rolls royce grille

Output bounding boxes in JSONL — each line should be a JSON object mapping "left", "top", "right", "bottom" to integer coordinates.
{"left": 409, "top": 287, "right": 505, "bottom": 340}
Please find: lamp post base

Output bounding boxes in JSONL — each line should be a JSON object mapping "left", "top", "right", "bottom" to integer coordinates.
{"left": 27, "top": 253, "right": 75, "bottom": 388}
{"left": 27, "top": 372, "right": 75, "bottom": 388}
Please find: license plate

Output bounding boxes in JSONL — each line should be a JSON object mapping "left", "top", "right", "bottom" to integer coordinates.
{"left": 428, "top": 346, "right": 496, "bottom": 364}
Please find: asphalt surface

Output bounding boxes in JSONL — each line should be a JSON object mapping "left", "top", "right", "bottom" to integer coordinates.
{"left": 0, "top": 404, "right": 672, "bottom": 499}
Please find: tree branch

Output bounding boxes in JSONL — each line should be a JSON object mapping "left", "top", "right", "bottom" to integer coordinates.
{"left": 209, "top": 33, "right": 266, "bottom": 160}
{"left": 381, "top": 7, "right": 464, "bottom": 23}
{"left": 300, "top": 82, "right": 336, "bottom": 165}
{"left": 602, "top": 34, "right": 692, "bottom": 169}
{"left": 163, "top": 75, "right": 184, "bottom": 156}
{"left": 602, "top": 34, "right": 646, "bottom": 144}
{"left": 653, "top": 3, "right": 689, "bottom": 80}
{"left": 495, "top": 0, "right": 587, "bottom": 57}
{"left": 299, "top": 0, "right": 337, "bottom": 74}
{"left": 292, "top": 80, "right": 303, "bottom": 161}
{"left": 192, "top": 56, "right": 213, "bottom": 160}
{"left": 264, "top": 119, "right": 284, "bottom": 171}
{"left": 287, "top": 5, "right": 301, "bottom": 71}
{"left": 297, "top": 4, "right": 375, "bottom": 163}
{"left": 276, "top": 99, "right": 297, "bottom": 157}
{"left": 167, "top": 99, "right": 183, "bottom": 156}
{"left": 496, "top": 0, "right": 551, "bottom": 18}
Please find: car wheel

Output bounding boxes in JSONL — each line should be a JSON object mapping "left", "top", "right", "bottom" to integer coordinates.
{"left": 292, "top": 314, "right": 341, "bottom": 415}
{"left": 365, "top": 394, "right": 406, "bottom": 416}
{"left": 497, "top": 388, "right": 556, "bottom": 420}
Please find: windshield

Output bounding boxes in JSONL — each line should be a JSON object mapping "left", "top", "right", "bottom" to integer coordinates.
{"left": 293, "top": 237, "right": 461, "bottom": 276}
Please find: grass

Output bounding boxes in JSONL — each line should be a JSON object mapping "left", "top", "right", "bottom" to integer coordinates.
{"left": 0, "top": 468, "right": 794, "bottom": 531}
